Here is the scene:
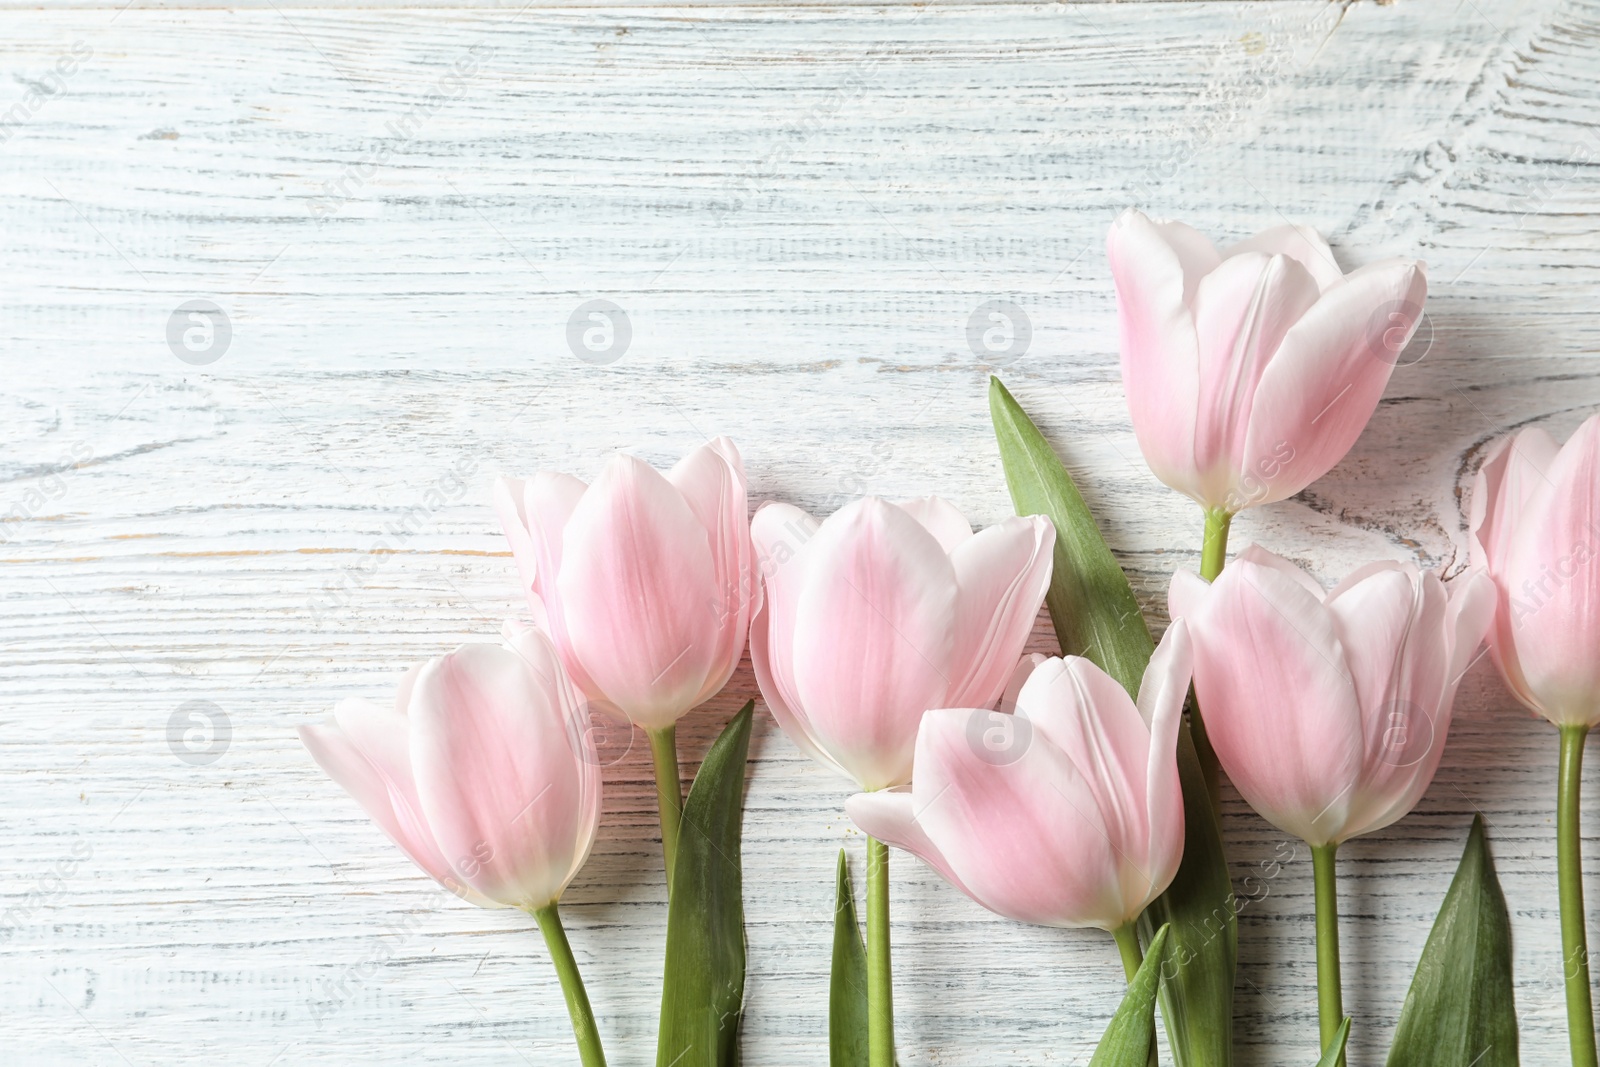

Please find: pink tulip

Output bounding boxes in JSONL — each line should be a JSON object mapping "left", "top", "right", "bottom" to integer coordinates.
{"left": 1169, "top": 546, "right": 1494, "bottom": 846}
{"left": 299, "top": 622, "right": 602, "bottom": 910}
{"left": 494, "top": 438, "right": 757, "bottom": 731}
{"left": 750, "top": 496, "right": 1054, "bottom": 791}
{"left": 845, "top": 622, "right": 1191, "bottom": 931}
{"left": 1107, "top": 210, "right": 1428, "bottom": 514}
{"left": 1469, "top": 416, "right": 1600, "bottom": 727}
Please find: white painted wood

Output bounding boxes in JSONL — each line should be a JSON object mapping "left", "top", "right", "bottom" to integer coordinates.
{"left": 1, "top": 0, "right": 1597, "bottom": 1062}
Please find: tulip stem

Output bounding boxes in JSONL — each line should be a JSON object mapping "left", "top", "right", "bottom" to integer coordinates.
{"left": 1191, "top": 507, "right": 1232, "bottom": 807}
{"left": 533, "top": 903, "right": 608, "bottom": 1067}
{"left": 1112, "top": 923, "right": 1144, "bottom": 981}
{"left": 645, "top": 726, "right": 684, "bottom": 897}
{"left": 866, "top": 836, "right": 895, "bottom": 1067}
{"left": 1559, "top": 724, "right": 1598, "bottom": 1067}
{"left": 1199, "top": 507, "right": 1231, "bottom": 582}
{"left": 1312, "top": 843, "right": 1345, "bottom": 1067}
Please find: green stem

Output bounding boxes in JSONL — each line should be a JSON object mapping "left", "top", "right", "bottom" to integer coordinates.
{"left": 1199, "top": 507, "right": 1231, "bottom": 582}
{"left": 1112, "top": 922, "right": 1144, "bottom": 981}
{"left": 645, "top": 725, "right": 683, "bottom": 897}
{"left": 1191, "top": 507, "right": 1232, "bottom": 806}
{"left": 1559, "top": 724, "right": 1598, "bottom": 1067}
{"left": 533, "top": 903, "right": 608, "bottom": 1067}
{"left": 867, "top": 836, "right": 895, "bottom": 1067}
{"left": 1113, "top": 923, "right": 1158, "bottom": 1067}
{"left": 1312, "top": 843, "right": 1344, "bottom": 1067}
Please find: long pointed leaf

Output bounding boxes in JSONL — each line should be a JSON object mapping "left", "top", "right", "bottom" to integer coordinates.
{"left": 830, "top": 849, "right": 870, "bottom": 1067}
{"left": 657, "top": 701, "right": 755, "bottom": 1067}
{"left": 1091, "top": 925, "right": 1171, "bottom": 1067}
{"left": 990, "top": 376, "right": 1235, "bottom": 1067}
{"left": 1385, "top": 815, "right": 1517, "bottom": 1067}
{"left": 1316, "top": 1018, "right": 1351, "bottom": 1067}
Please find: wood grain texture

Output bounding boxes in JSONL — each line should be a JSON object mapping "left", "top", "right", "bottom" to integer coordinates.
{"left": 1, "top": 0, "right": 1598, "bottom": 1063}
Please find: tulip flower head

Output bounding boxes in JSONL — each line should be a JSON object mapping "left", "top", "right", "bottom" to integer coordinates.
{"left": 1470, "top": 415, "right": 1600, "bottom": 728}
{"left": 749, "top": 495, "right": 1054, "bottom": 792}
{"left": 846, "top": 622, "right": 1192, "bottom": 931}
{"left": 1169, "top": 546, "right": 1494, "bottom": 847}
{"left": 494, "top": 437, "right": 758, "bottom": 731}
{"left": 299, "top": 623, "right": 603, "bottom": 911}
{"left": 1108, "top": 210, "right": 1428, "bottom": 515}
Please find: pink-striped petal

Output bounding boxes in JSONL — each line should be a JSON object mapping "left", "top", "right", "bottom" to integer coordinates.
{"left": 943, "top": 515, "right": 1055, "bottom": 709}
{"left": 558, "top": 454, "right": 721, "bottom": 728}
{"left": 409, "top": 643, "right": 594, "bottom": 909}
{"left": 790, "top": 498, "right": 958, "bottom": 789}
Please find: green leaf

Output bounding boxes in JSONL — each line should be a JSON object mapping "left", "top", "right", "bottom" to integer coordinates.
{"left": 1316, "top": 1018, "right": 1351, "bottom": 1067}
{"left": 1385, "top": 815, "right": 1517, "bottom": 1067}
{"left": 988, "top": 376, "right": 1153, "bottom": 691}
{"left": 829, "top": 850, "right": 870, "bottom": 1067}
{"left": 990, "top": 377, "right": 1236, "bottom": 1067}
{"left": 657, "top": 701, "right": 755, "bottom": 1067}
{"left": 1090, "top": 925, "right": 1170, "bottom": 1067}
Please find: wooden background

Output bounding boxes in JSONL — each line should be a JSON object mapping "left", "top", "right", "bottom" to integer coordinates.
{"left": 2, "top": 0, "right": 1597, "bottom": 1062}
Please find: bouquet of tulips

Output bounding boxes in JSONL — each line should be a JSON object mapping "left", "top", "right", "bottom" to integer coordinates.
{"left": 297, "top": 210, "right": 1600, "bottom": 1067}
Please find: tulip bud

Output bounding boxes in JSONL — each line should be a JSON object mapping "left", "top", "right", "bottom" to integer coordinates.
{"left": 1470, "top": 415, "right": 1600, "bottom": 727}
{"left": 750, "top": 496, "right": 1054, "bottom": 791}
{"left": 299, "top": 623, "right": 602, "bottom": 911}
{"left": 1108, "top": 209, "right": 1427, "bottom": 514}
{"left": 494, "top": 437, "right": 758, "bottom": 730}
{"left": 846, "top": 622, "right": 1191, "bottom": 931}
{"left": 1169, "top": 546, "right": 1493, "bottom": 847}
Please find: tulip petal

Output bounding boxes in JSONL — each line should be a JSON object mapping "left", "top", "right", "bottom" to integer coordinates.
{"left": 492, "top": 476, "right": 540, "bottom": 606}
{"left": 749, "top": 503, "right": 845, "bottom": 775}
{"left": 1239, "top": 258, "right": 1425, "bottom": 505}
{"left": 1167, "top": 567, "right": 1212, "bottom": 622}
{"left": 558, "top": 455, "right": 722, "bottom": 728}
{"left": 845, "top": 788, "right": 974, "bottom": 899}
{"left": 1503, "top": 416, "right": 1600, "bottom": 725}
{"left": 409, "top": 644, "right": 594, "bottom": 909}
{"left": 1469, "top": 427, "right": 1561, "bottom": 577}
{"left": 1000, "top": 653, "right": 1048, "bottom": 714}
{"left": 791, "top": 498, "right": 959, "bottom": 789}
{"left": 1137, "top": 621, "right": 1189, "bottom": 898}
{"left": 519, "top": 471, "right": 596, "bottom": 694}
{"left": 1326, "top": 566, "right": 1450, "bottom": 839}
{"left": 909, "top": 707, "right": 1127, "bottom": 929}
{"left": 1234, "top": 544, "right": 1329, "bottom": 602}
{"left": 1223, "top": 224, "right": 1343, "bottom": 292}
{"left": 1014, "top": 656, "right": 1151, "bottom": 870}
{"left": 894, "top": 496, "right": 974, "bottom": 553}
{"left": 944, "top": 515, "right": 1055, "bottom": 709}
{"left": 299, "top": 703, "right": 490, "bottom": 905}
{"left": 1107, "top": 211, "right": 1209, "bottom": 497}
{"left": 667, "top": 437, "right": 757, "bottom": 707}
{"left": 1470, "top": 427, "right": 1562, "bottom": 713}
{"left": 1191, "top": 252, "right": 1323, "bottom": 493}
{"left": 1192, "top": 558, "right": 1363, "bottom": 845}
